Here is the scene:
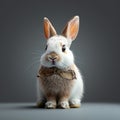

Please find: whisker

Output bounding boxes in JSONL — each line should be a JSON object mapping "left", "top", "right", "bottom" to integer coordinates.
{"left": 32, "top": 49, "right": 41, "bottom": 52}
{"left": 32, "top": 52, "right": 40, "bottom": 55}
{"left": 32, "top": 57, "right": 40, "bottom": 60}
{"left": 31, "top": 51, "right": 41, "bottom": 60}
{"left": 24, "top": 60, "right": 40, "bottom": 73}
{"left": 75, "top": 59, "right": 83, "bottom": 66}
{"left": 39, "top": 32, "right": 44, "bottom": 38}
{"left": 33, "top": 56, "right": 40, "bottom": 59}
{"left": 31, "top": 50, "right": 43, "bottom": 57}
{"left": 31, "top": 57, "right": 40, "bottom": 66}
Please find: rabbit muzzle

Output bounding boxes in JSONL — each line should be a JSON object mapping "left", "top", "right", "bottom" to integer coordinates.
{"left": 46, "top": 52, "right": 60, "bottom": 64}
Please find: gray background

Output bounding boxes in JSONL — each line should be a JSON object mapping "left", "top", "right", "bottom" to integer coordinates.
{"left": 0, "top": 0, "right": 120, "bottom": 103}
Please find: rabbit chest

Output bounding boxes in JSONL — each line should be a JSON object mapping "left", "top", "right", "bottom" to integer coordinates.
{"left": 37, "top": 66, "right": 76, "bottom": 96}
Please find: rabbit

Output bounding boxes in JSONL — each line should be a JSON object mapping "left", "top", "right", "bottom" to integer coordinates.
{"left": 36, "top": 16, "right": 84, "bottom": 109}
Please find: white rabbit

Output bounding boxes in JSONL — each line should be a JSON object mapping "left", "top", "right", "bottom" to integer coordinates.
{"left": 37, "top": 16, "right": 84, "bottom": 109}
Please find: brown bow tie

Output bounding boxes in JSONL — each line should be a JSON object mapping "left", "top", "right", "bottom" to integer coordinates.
{"left": 37, "top": 66, "right": 76, "bottom": 80}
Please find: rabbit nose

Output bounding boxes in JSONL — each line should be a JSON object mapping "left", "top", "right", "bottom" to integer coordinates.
{"left": 48, "top": 56, "right": 57, "bottom": 61}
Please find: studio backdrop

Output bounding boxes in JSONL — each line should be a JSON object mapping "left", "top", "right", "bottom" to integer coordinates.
{"left": 0, "top": 0, "right": 120, "bottom": 103}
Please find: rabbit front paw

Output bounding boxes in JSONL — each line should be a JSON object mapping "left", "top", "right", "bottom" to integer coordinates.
{"left": 45, "top": 101, "right": 56, "bottom": 109}
{"left": 58, "top": 101, "right": 70, "bottom": 109}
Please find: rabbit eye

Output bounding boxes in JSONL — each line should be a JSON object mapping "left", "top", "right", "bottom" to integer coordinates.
{"left": 62, "top": 45, "right": 66, "bottom": 52}
{"left": 45, "top": 45, "right": 48, "bottom": 50}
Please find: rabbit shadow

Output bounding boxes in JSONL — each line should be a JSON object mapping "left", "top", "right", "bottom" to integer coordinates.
{"left": 20, "top": 105, "right": 42, "bottom": 109}
{"left": 15, "top": 104, "right": 72, "bottom": 110}
{"left": 13, "top": 104, "right": 45, "bottom": 110}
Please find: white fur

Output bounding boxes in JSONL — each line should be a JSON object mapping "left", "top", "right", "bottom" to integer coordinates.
{"left": 37, "top": 35, "right": 84, "bottom": 106}
{"left": 69, "top": 65, "right": 84, "bottom": 105}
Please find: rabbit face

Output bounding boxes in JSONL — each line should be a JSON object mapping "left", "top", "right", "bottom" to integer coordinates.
{"left": 40, "top": 35, "right": 74, "bottom": 69}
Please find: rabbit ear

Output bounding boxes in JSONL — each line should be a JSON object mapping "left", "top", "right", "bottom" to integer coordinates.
{"left": 62, "top": 16, "right": 79, "bottom": 41}
{"left": 44, "top": 17, "right": 57, "bottom": 39}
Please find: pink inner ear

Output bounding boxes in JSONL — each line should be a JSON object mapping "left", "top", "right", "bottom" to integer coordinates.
{"left": 43, "top": 17, "right": 57, "bottom": 40}
{"left": 69, "top": 21, "right": 79, "bottom": 40}
{"left": 61, "top": 16, "right": 79, "bottom": 40}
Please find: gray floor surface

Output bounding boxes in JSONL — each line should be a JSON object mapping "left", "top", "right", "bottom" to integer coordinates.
{"left": 0, "top": 103, "right": 120, "bottom": 120}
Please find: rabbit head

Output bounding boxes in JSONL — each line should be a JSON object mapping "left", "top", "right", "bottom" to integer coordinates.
{"left": 40, "top": 16, "right": 79, "bottom": 69}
